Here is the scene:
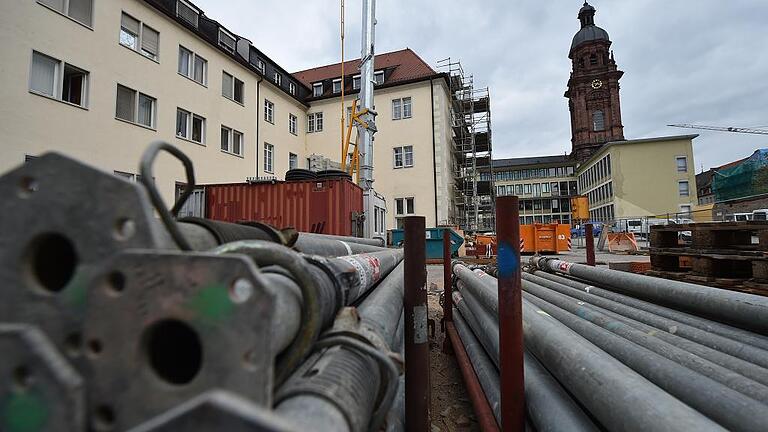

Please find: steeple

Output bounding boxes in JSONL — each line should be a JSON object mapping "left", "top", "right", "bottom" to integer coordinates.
{"left": 578, "top": 2, "right": 596, "bottom": 27}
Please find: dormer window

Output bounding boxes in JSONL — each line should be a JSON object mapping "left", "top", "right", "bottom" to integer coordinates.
{"left": 332, "top": 79, "right": 342, "bottom": 93}
{"left": 289, "top": 82, "right": 297, "bottom": 95}
{"left": 218, "top": 29, "right": 236, "bottom": 53}
{"left": 257, "top": 60, "right": 265, "bottom": 74}
{"left": 273, "top": 72, "right": 282, "bottom": 86}
{"left": 176, "top": 0, "right": 198, "bottom": 27}
{"left": 313, "top": 83, "right": 323, "bottom": 97}
{"left": 374, "top": 70, "right": 384, "bottom": 85}
{"left": 352, "top": 75, "right": 361, "bottom": 90}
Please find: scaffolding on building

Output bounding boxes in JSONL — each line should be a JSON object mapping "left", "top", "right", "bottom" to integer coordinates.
{"left": 437, "top": 58, "right": 495, "bottom": 233}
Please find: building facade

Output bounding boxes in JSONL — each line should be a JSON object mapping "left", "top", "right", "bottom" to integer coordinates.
{"left": 576, "top": 135, "right": 698, "bottom": 222}
{"left": 491, "top": 156, "right": 578, "bottom": 226}
{"left": 0, "top": 0, "right": 475, "bottom": 231}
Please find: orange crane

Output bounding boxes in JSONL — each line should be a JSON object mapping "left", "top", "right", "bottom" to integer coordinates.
{"left": 668, "top": 124, "right": 768, "bottom": 135}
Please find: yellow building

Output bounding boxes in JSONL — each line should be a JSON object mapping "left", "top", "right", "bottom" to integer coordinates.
{"left": 0, "top": 0, "right": 469, "bottom": 231}
{"left": 576, "top": 135, "right": 699, "bottom": 221}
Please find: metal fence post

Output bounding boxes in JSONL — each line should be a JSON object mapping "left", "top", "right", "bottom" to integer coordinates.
{"left": 585, "top": 223, "right": 595, "bottom": 266}
{"left": 496, "top": 196, "right": 525, "bottom": 431}
{"left": 404, "top": 216, "right": 429, "bottom": 431}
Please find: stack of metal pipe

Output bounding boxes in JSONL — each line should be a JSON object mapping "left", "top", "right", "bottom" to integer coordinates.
{"left": 452, "top": 257, "right": 768, "bottom": 432}
{"left": 0, "top": 149, "right": 406, "bottom": 432}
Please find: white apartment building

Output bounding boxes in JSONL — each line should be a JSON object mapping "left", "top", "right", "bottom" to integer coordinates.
{"left": 0, "top": 0, "right": 460, "bottom": 230}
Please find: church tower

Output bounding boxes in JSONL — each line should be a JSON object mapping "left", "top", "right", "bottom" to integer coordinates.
{"left": 565, "top": 2, "right": 625, "bottom": 162}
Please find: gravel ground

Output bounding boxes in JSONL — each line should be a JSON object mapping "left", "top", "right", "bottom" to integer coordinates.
{"left": 426, "top": 264, "right": 480, "bottom": 432}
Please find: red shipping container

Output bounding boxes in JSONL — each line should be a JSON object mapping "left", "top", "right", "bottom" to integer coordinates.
{"left": 203, "top": 179, "right": 364, "bottom": 236}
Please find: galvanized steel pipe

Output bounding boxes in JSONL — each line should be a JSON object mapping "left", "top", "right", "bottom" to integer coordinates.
{"left": 523, "top": 288, "right": 768, "bottom": 431}
{"left": 529, "top": 270, "right": 768, "bottom": 351}
{"left": 532, "top": 256, "right": 768, "bottom": 333}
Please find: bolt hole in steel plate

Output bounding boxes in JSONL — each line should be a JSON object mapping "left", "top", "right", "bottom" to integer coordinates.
{"left": 0, "top": 324, "right": 85, "bottom": 432}
{"left": 0, "top": 154, "right": 163, "bottom": 381}
{"left": 82, "top": 251, "right": 274, "bottom": 430}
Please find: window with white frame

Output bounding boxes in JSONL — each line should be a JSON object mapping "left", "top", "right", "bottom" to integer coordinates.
{"left": 395, "top": 197, "right": 415, "bottom": 216}
{"left": 392, "top": 97, "right": 412, "bottom": 120}
{"left": 289, "top": 153, "right": 298, "bottom": 170}
{"left": 308, "top": 113, "right": 323, "bottom": 132}
{"left": 676, "top": 156, "right": 688, "bottom": 172}
{"left": 273, "top": 72, "right": 282, "bottom": 86}
{"left": 218, "top": 29, "right": 236, "bottom": 53}
{"left": 176, "top": 108, "right": 205, "bottom": 143}
{"left": 222, "top": 71, "right": 244, "bottom": 103}
{"left": 38, "top": 0, "right": 92, "bottom": 27}
{"left": 352, "top": 75, "right": 361, "bottom": 90}
{"left": 313, "top": 83, "right": 323, "bottom": 97}
{"left": 264, "top": 99, "right": 274, "bottom": 123}
{"left": 393, "top": 146, "right": 413, "bottom": 168}
{"left": 29, "top": 51, "right": 89, "bottom": 108}
{"left": 679, "top": 204, "right": 692, "bottom": 217}
{"left": 220, "top": 126, "right": 243, "bottom": 156}
{"left": 524, "top": 184, "right": 532, "bottom": 195}
{"left": 289, "top": 82, "right": 297, "bottom": 95}
{"left": 115, "top": 84, "right": 155, "bottom": 128}
{"left": 119, "top": 12, "right": 159, "bottom": 60}
{"left": 178, "top": 46, "right": 206, "bottom": 85}
{"left": 176, "top": 0, "right": 198, "bottom": 27}
{"left": 678, "top": 180, "right": 690, "bottom": 197}
{"left": 264, "top": 143, "right": 274, "bottom": 173}
{"left": 113, "top": 170, "right": 150, "bottom": 183}
{"left": 257, "top": 60, "right": 265, "bottom": 74}
{"left": 332, "top": 79, "right": 342, "bottom": 93}
{"left": 289, "top": 114, "right": 298, "bottom": 135}
{"left": 374, "top": 70, "right": 384, "bottom": 85}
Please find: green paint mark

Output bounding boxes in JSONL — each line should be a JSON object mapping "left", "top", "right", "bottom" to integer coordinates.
{"left": 186, "top": 284, "right": 233, "bottom": 324}
{"left": 2, "top": 392, "right": 48, "bottom": 432}
{"left": 63, "top": 271, "right": 88, "bottom": 311}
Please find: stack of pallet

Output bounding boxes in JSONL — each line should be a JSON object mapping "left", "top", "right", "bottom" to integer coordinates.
{"left": 648, "top": 221, "right": 768, "bottom": 296}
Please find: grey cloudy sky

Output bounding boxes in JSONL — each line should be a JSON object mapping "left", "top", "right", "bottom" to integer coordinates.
{"left": 194, "top": 0, "right": 768, "bottom": 171}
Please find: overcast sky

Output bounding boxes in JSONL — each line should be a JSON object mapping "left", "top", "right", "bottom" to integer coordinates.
{"left": 194, "top": 0, "right": 768, "bottom": 172}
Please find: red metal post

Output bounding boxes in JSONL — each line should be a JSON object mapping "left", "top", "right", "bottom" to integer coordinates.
{"left": 585, "top": 223, "right": 596, "bottom": 266}
{"left": 446, "top": 322, "right": 501, "bottom": 432}
{"left": 496, "top": 196, "right": 525, "bottom": 431}
{"left": 442, "top": 228, "right": 454, "bottom": 353}
{"left": 404, "top": 216, "right": 429, "bottom": 431}
{"left": 443, "top": 228, "right": 453, "bottom": 323}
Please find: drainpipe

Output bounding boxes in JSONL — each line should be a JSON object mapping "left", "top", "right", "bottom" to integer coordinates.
{"left": 256, "top": 76, "right": 263, "bottom": 178}
{"left": 430, "top": 78, "right": 438, "bottom": 225}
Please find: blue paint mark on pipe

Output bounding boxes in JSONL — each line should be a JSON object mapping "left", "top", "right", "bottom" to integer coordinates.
{"left": 497, "top": 241, "right": 518, "bottom": 278}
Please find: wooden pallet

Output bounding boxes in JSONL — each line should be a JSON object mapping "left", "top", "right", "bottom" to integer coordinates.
{"left": 650, "top": 221, "right": 768, "bottom": 251}
{"left": 645, "top": 269, "right": 768, "bottom": 297}
{"left": 650, "top": 247, "right": 768, "bottom": 280}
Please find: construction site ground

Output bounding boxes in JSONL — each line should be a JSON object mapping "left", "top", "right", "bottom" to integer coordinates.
{"left": 427, "top": 264, "right": 480, "bottom": 432}
{"left": 425, "top": 245, "right": 651, "bottom": 431}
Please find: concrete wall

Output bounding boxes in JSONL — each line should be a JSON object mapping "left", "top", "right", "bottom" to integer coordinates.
{"left": 610, "top": 137, "right": 698, "bottom": 217}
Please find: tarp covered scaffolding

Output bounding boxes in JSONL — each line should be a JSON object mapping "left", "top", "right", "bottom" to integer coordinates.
{"left": 713, "top": 149, "right": 768, "bottom": 201}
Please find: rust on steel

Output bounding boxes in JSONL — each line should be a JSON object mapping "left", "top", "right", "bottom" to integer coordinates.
{"left": 404, "top": 216, "right": 429, "bottom": 431}
{"left": 496, "top": 196, "right": 525, "bottom": 431}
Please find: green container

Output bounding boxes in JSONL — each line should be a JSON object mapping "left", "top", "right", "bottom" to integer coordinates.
{"left": 390, "top": 227, "right": 463, "bottom": 259}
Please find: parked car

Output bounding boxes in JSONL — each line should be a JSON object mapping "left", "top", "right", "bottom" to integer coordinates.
{"left": 571, "top": 223, "right": 602, "bottom": 238}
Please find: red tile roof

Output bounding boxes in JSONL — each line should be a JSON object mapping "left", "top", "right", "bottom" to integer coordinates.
{"left": 292, "top": 48, "right": 438, "bottom": 87}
